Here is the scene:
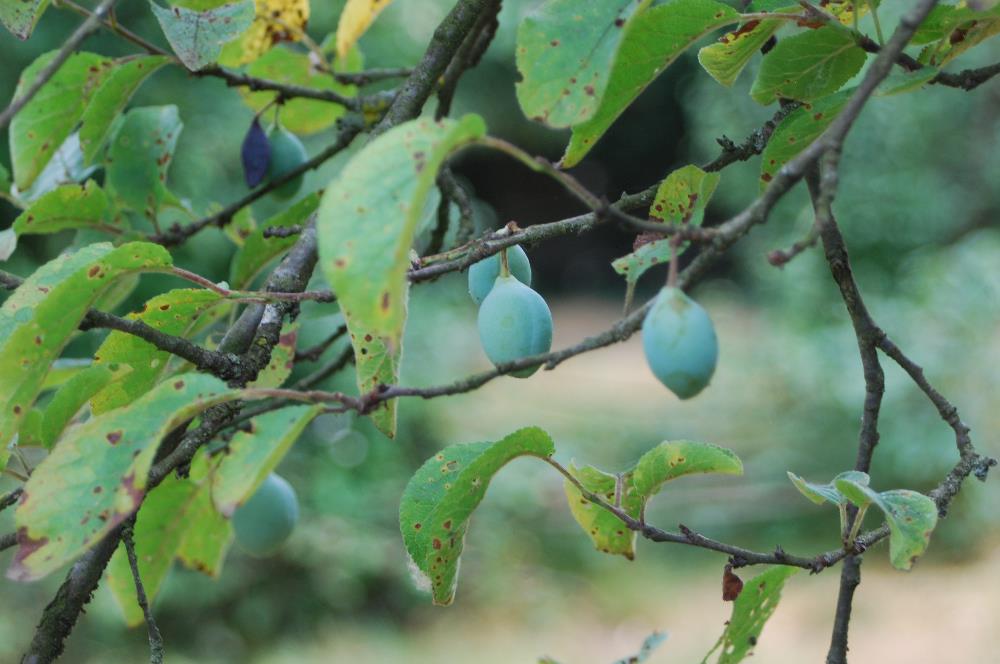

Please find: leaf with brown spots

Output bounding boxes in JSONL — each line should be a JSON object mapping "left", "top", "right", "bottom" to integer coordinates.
{"left": 36, "top": 363, "right": 132, "bottom": 449}
{"left": 516, "top": 0, "right": 651, "bottom": 128}
{"left": 218, "top": 0, "right": 310, "bottom": 66}
{"left": 11, "top": 180, "right": 112, "bottom": 238}
{"left": 704, "top": 566, "right": 797, "bottom": 663}
{"left": 0, "top": 0, "right": 49, "bottom": 39}
{"left": 90, "top": 289, "right": 226, "bottom": 415}
{"left": 247, "top": 321, "right": 300, "bottom": 389}
{"left": 632, "top": 440, "right": 742, "bottom": 498}
{"left": 563, "top": 464, "right": 643, "bottom": 559}
{"left": 150, "top": 0, "right": 255, "bottom": 71}
{"left": 212, "top": 404, "right": 320, "bottom": 516}
{"left": 8, "top": 373, "right": 237, "bottom": 582}
{"left": 562, "top": 0, "right": 740, "bottom": 167}
{"left": 317, "top": 115, "right": 486, "bottom": 437}
{"left": 698, "top": 15, "right": 788, "bottom": 87}
{"left": 399, "top": 427, "right": 555, "bottom": 605}
{"left": 0, "top": 242, "right": 172, "bottom": 467}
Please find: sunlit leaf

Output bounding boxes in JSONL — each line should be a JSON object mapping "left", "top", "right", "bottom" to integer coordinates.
{"left": 399, "top": 427, "right": 555, "bottom": 605}
{"left": 336, "top": 0, "right": 395, "bottom": 58}
{"left": 703, "top": 566, "right": 798, "bottom": 663}
{"left": 562, "top": 0, "right": 740, "bottom": 167}
{"left": 150, "top": 0, "right": 255, "bottom": 71}
{"left": 8, "top": 373, "right": 237, "bottom": 581}
{"left": 632, "top": 440, "right": 742, "bottom": 498}
{"left": 219, "top": 0, "right": 310, "bottom": 66}
{"left": 91, "top": 289, "right": 226, "bottom": 414}
{"left": 0, "top": 242, "right": 172, "bottom": 464}
{"left": 750, "top": 27, "right": 866, "bottom": 105}
{"left": 698, "top": 16, "right": 786, "bottom": 87}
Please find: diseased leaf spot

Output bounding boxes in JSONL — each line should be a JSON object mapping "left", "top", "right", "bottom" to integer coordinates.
{"left": 106, "top": 430, "right": 123, "bottom": 445}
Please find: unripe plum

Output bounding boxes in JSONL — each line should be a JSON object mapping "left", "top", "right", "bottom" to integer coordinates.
{"left": 233, "top": 473, "right": 299, "bottom": 556}
{"left": 266, "top": 126, "right": 308, "bottom": 200}
{"left": 641, "top": 286, "right": 718, "bottom": 399}
{"left": 468, "top": 246, "right": 532, "bottom": 304}
{"left": 477, "top": 274, "right": 552, "bottom": 377}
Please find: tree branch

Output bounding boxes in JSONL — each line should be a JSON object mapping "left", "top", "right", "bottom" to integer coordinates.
{"left": 121, "top": 521, "right": 164, "bottom": 664}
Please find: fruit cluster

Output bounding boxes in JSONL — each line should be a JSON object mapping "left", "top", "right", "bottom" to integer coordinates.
{"left": 468, "top": 246, "right": 553, "bottom": 378}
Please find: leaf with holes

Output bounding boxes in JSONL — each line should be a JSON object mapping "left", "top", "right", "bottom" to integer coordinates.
{"left": 704, "top": 566, "right": 798, "bottom": 663}
{"left": 212, "top": 404, "right": 320, "bottom": 516}
{"left": 150, "top": 0, "right": 256, "bottom": 71}
{"left": 241, "top": 43, "right": 362, "bottom": 135}
{"left": 0, "top": 242, "right": 172, "bottom": 464}
{"left": 759, "top": 89, "right": 850, "bottom": 190}
{"left": 79, "top": 55, "right": 171, "bottom": 164}
{"left": 105, "top": 105, "right": 184, "bottom": 219}
{"left": 698, "top": 15, "right": 788, "bottom": 87}
{"left": 516, "top": 0, "right": 651, "bottom": 128}
{"left": 563, "top": 464, "right": 642, "bottom": 559}
{"left": 400, "top": 426, "right": 555, "bottom": 605}
{"left": 834, "top": 478, "right": 938, "bottom": 570}
{"left": 787, "top": 470, "right": 869, "bottom": 505}
{"left": 90, "top": 289, "right": 225, "bottom": 414}
{"left": 247, "top": 322, "right": 299, "bottom": 388}
{"left": 633, "top": 440, "right": 742, "bottom": 498}
{"left": 0, "top": 0, "right": 50, "bottom": 39}
{"left": 10, "top": 51, "right": 112, "bottom": 191}
{"left": 750, "top": 26, "right": 866, "bottom": 105}
{"left": 336, "top": 0, "right": 395, "bottom": 58}
{"left": 229, "top": 192, "right": 319, "bottom": 288}
{"left": 317, "top": 115, "right": 486, "bottom": 435}
{"left": 12, "top": 180, "right": 114, "bottom": 238}
{"left": 8, "top": 373, "right": 238, "bottom": 581}
{"left": 562, "top": 0, "right": 740, "bottom": 167}
{"left": 37, "top": 363, "right": 132, "bottom": 450}
{"left": 219, "top": 0, "right": 310, "bottom": 66}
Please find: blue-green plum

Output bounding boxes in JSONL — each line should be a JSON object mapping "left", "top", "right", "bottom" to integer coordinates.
{"left": 477, "top": 275, "right": 552, "bottom": 377}
{"left": 468, "top": 246, "right": 531, "bottom": 304}
{"left": 266, "top": 125, "right": 307, "bottom": 200}
{"left": 641, "top": 286, "right": 718, "bottom": 399}
{"left": 233, "top": 473, "right": 299, "bottom": 556}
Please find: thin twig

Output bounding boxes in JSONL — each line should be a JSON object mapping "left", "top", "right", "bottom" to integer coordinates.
{"left": 121, "top": 522, "right": 164, "bottom": 664}
{"left": 1, "top": 487, "right": 23, "bottom": 512}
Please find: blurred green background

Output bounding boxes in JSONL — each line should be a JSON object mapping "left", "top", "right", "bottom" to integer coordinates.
{"left": 0, "top": 1, "right": 997, "bottom": 662}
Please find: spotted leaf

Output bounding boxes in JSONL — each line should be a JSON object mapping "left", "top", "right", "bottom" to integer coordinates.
{"left": 632, "top": 440, "right": 742, "bottom": 498}
{"left": 563, "top": 464, "right": 642, "bottom": 559}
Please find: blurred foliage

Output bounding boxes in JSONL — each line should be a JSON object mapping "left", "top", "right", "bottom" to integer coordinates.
{"left": 0, "top": 0, "right": 997, "bottom": 662}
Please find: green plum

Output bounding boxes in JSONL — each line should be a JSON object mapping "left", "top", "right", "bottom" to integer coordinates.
{"left": 468, "top": 246, "right": 532, "bottom": 304}
{"left": 233, "top": 473, "right": 299, "bottom": 556}
{"left": 477, "top": 274, "right": 552, "bottom": 377}
{"left": 641, "top": 286, "right": 718, "bottom": 399}
{"left": 266, "top": 125, "right": 307, "bottom": 200}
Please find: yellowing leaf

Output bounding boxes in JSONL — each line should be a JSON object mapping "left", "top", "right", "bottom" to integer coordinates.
{"left": 336, "top": 0, "right": 393, "bottom": 58}
{"left": 219, "top": 0, "right": 310, "bottom": 66}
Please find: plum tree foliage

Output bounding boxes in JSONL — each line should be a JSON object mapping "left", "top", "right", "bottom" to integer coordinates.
{"left": 0, "top": 0, "right": 997, "bottom": 663}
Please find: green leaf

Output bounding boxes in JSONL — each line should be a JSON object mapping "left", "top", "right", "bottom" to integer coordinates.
{"left": 106, "top": 473, "right": 196, "bottom": 626}
{"left": 0, "top": 242, "right": 172, "bottom": 463}
{"left": 649, "top": 164, "right": 721, "bottom": 226}
{"left": 0, "top": 0, "right": 50, "bottom": 39}
{"left": 399, "top": 426, "right": 555, "bottom": 605}
{"left": 834, "top": 479, "right": 938, "bottom": 570}
{"left": 229, "top": 192, "right": 319, "bottom": 288}
{"left": 874, "top": 67, "right": 939, "bottom": 97}
{"left": 150, "top": 0, "right": 256, "bottom": 71}
{"left": 41, "top": 358, "right": 93, "bottom": 390}
{"left": 704, "top": 566, "right": 798, "bottom": 664}
{"left": 318, "top": 115, "right": 487, "bottom": 437}
{"left": 925, "top": 12, "right": 1000, "bottom": 67}
{"left": 247, "top": 322, "right": 299, "bottom": 388}
{"left": 16, "top": 132, "right": 98, "bottom": 203}
{"left": 563, "top": 464, "right": 642, "bottom": 559}
{"left": 515, "top": 0, "right": 650, "bottom": 127}
{"left": 0, "top": 161, "right": 9, "bottom": 190}
{"left": 79, "top": 55, "right": 171, "bottom": 164}
{"left": 633, "top": 440, "right": 743, "bottom": 498}
{"left": 0, "top": 228, "right": 16, "bottom": 261}
{"left": 241, "top": 43, "right": 362, "bottom": 135}
{"left": 175, "top": 455, "right": 232, "bottom": 576}
{"left": 8, "top": 373, "right": 237, "bottom": 581}
{"left": 562, "top": 0, "right": 740, "bottom": 167}
{"left": 12, "top": 180, "right": 114, "bottom": 237}
{"left": 750, "top": 26, "right": 866, "bottom": 105}
{"left": 90, "top": 289, "right": 225, "bottom": 414}
{"left": 10, "top": 51, "right": 112, "bottom": 191}
{"left": 698, "top": 17, "right": 786, "bottom": 87}
{"left": 38, "top": 363, "right": 131, "bottom": 449}
{"left": 212, "top": 404, "right": 320, "bottom": 516}
{"left": 353, "top": 332, "right": 398, "bottom": 439}
{"left": 105, "top": 105, "right": 184, "bottom": 219}
{"left": 787, "top": 470, "right": 869, "bottom": 506}
{"left": 759, "top": 89, "right": 850, "bottom": 190}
